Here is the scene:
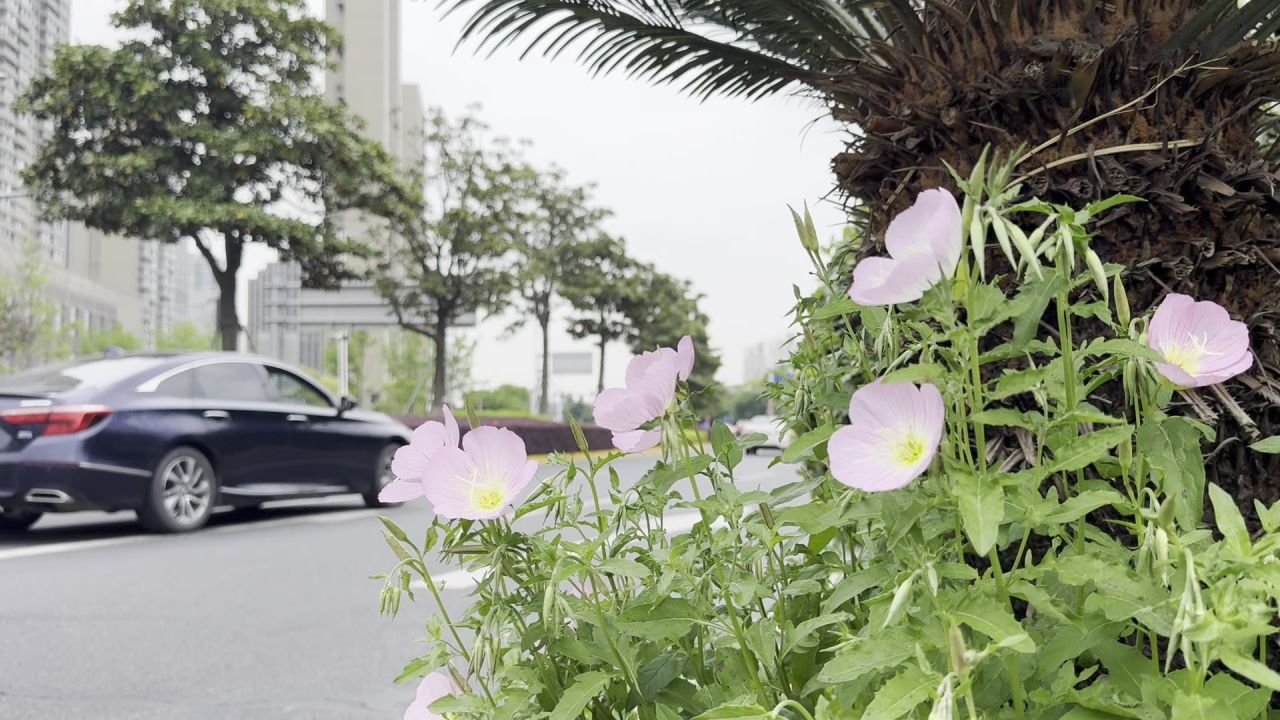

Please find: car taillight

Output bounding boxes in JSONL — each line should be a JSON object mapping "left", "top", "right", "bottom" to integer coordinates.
{"left": 0, "top": 405, "right": 112, "bottom": 436}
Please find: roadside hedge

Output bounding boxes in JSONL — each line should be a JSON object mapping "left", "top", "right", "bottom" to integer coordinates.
{"left": 396, "top": 415, "right": 613, "bottom": 455}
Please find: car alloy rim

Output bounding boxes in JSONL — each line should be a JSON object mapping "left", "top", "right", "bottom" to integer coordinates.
{"left": 378, "top": 450, "right": 396, "bottom": 489}
{"left": 161, "top": 456, "right": 211, "bottom": 524}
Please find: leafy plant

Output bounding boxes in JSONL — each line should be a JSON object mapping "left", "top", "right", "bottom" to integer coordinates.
{"left": 376, "top": 161, "right": 1279, "bottom": 718}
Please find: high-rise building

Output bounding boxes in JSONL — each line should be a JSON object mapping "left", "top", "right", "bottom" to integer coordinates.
{"left": 0, "top": 0, "right": 70, "bottom": 264}
{"left": 252, "top": 0, "right": 428, "bottom": 374}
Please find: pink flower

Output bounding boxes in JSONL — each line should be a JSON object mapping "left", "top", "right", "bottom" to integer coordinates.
{"left": 420, "top": 426, "right": 539, "bottom": 520}
{"left": 593, "top": 336, "right": 695, "bottom": 453}
{"left": 380, "top": 406, "right": 461, "bottom": 503}
{"left": 849, "top": 188, "right": 963, "bottom": 306}
{"left": 827, "top": 382, "right": 945, "bottom": 492}
{"left": 403, "top": 671, "right": 460, "bottom": 720}
{"left": 1147, "top": 294, "right": 1253, "bottom": 388}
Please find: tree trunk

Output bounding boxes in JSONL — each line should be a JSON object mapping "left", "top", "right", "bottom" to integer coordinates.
{"left": 215, "top": 272, "right": 238, "bottom": 351}
{"left": 430, "top": 317, "right": 448, "bottom": 413}
{"left": 537, "top": 314, "right": 551, "bottom": 416}
{"left": 215, "top": 239, "right": 243, "bottom": 352}
{"left": 596, "top": 335, "right": 607, "bottom": 394}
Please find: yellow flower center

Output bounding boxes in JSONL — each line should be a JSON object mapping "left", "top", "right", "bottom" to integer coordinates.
{"left": 892, "top": 431, "right": 927, "bottom": 468}
{"left": 471, "top": 485, "right": 507, "bottom": 514}
{"left": 1161, "top": 332, "right": 1217, "bottom": 375}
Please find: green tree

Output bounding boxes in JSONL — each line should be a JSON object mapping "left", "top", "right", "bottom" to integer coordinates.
{"left": 77, "top": 327, "right": 143, "bottom": 356}
{"left": 0, "top": 242, "right": 68, "bottom": 372}
{"left": 624, "top": 264, "right": 721, "bottom": 412}
{"left": 156, "top": 321, "right": 214, "bottom": 351}
{"left": 21, "top": 0, "right": 419, "bottom": 352}
{"left": 374, "top": 108, "right": 520, "bottom": 411}
{"left": 560, "top": 236, "right": 638, "bottom": 393}
{"left": 511, "top": 168, "right": 610, "bottom": 416}
{"left": 375, "top": 330, "right": 477, "bottom": 416}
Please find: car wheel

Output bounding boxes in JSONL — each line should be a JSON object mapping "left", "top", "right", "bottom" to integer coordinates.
{"left": 746, "top": 447, "right": 758, "bottom": 455}
{"left": 0, "top": 508, "right": 41, "bottom": 532}
{"left": 363, "top": 443, "right": 401, "bottom": 508}
{"left": 137, "top": 447, "right": 218, "bottom": 533}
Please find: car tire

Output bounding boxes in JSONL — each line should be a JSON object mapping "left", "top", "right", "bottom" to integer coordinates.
{"left": 0, "top": 509, "right": 41, "bottom": 532}
{"left": 363, "top": 443, "right": 401, "bottom": 508}
{"left": 137, "top": 446, "right": 218, "bottom": 533}
{"left": 746, "top": 447, "right": 758, "bottom": 455}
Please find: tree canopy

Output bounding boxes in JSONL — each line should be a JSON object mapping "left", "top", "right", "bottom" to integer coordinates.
{"left": 22, "top": 0, "right": 419, "bottom": 350}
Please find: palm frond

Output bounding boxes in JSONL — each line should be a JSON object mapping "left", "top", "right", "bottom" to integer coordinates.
{"left": 440, "top": 0, "right": 893, "bottom": 99}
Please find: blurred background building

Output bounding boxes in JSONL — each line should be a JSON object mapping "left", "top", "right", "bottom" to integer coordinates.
{"left": 0, "top": 0, "right": 218, "bottom": 355}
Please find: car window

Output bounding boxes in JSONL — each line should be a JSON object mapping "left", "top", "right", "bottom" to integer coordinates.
{"left": 155, "top": 369, "right": 198, "bottom": 399}
{"left": 191, "top": 363, "right": 270, "bottom": 403}
{"left": 0, "top": 356, "right": 169, "bottom": 394}
{"left": 265, "top": 367, "right": 331, "bottom": 408}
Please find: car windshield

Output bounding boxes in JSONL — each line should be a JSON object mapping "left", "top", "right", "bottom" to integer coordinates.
{"left": 0, "top": 356, "right": 171, "bottom": 394}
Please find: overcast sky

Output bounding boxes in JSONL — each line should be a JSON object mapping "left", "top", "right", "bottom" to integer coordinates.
{"left": 69, "top": 0, "right": 849, "bottom": 386}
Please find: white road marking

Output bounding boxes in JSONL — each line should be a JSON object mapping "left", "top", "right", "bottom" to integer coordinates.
{"left": 0, "top": 505, "right": 382, "bottom": 561}
{"left": 0, "top": 535, "right": 148, "bottom": 561}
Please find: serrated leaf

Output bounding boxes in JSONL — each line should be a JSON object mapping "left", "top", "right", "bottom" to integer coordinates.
{"left": 1045, "top": 426, "right": 1132, "bottom": 475}
{"left": 1137, "top": 417, "right": 1206, "bottom": 531}
{"left": 817, "top": 629, "right": 914, "bottom": 683}
{"left": 878, "top": 363, "right": 948, "bottom": 385}
{"left": 617, "top": 598, "right": 700, "bottom": 640}
{"left": 637, "top": 654, "right": 685, "bottom": 701}
{"left": 953, "top": 594, "right": 1034, "bottom": 653}
{"left": 863, "top": 664, "right": 937, "bottom": 720}
{"left": 550, "top": 671, "right": 616, "bottom": 720}
{"left": 813, "top": 296, "right": 858, "bottom": 319}
{"left": 784, "top": 612, "right": 853, "bottom": 657}
{"left": 1043, "top": 490, "right": 1125, "bottom": 524}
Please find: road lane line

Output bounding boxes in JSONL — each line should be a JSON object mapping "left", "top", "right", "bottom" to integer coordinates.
{"left": 0, "top": 535, "right": 148, "bottom": 561}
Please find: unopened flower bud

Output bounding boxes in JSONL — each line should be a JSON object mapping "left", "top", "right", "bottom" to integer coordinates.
{"left": 948, "top": 626, "right": 969, "bottom": 676}
{"left": 1158, "top": 496, "right": 1177, "bottom": 528}
{"left": 1114, "top": 273, "right": 1131, "bottom": 330}
{"left": 1156, "top": 527, "right": 1170, "bottom": 566}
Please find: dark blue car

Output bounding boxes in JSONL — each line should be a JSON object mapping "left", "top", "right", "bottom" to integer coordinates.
{"left": 0, "top": 352, "right": 410, "bottom": 533}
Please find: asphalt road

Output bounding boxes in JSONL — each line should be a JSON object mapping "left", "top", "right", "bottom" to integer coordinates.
{"left": 0, "top": 452, "right": 798, "bottom": 720}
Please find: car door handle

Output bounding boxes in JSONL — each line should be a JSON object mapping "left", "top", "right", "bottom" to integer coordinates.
{"left": 202, "top": 410, "right": 230, "bottom": 420}
{"left": 285, "top": 414, "right": 309, "bottom": 423}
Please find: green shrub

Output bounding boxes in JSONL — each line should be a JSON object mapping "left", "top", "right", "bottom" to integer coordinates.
{"left": 465, "top": 384, "right": 532, "bottom": 414}
{"left": 375, "top": 155, "right": 1280, "bottom": 719}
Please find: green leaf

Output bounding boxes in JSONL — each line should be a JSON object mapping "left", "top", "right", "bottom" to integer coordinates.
{"left": 1093, "top": 641, "right": 1154, "bottom": 699}
{"left": 780, "top": 425, "right": 835, "bottom": 464}
{"left": 1170, "top": 692, "right": 1226, "bottom": 720}
{"left": 1137, "top": 417, "right": 1206, "bottom": 531}
{"left": 1203, "top": 674, "right": 1268, "bottom": 719}
{"left": 953, "top": 593, "right": 1035, "bottom": 653}
{"left": 1044, "top": 425, "right": 1132, "bottom": 475}
{"left": 1249, "top": 436, "right": 1280, "bottom": 453}
{"left": 1208, "top": 484, "right": 1250, "bottom": 556}
{"left": 784, "top": 612, "right": 853, "bottom": 657}
{"left": 1220, "top": 650, "right": 1280, "bottom": 692}
{"left": 692, "top": 705, "right": 773, "bottom": 720}
{"left": 597, "top": 558, "right": 652, "bottom": 580}
{"left": 972, "top": 408, "right": 1036, "bottom": 428}
{"left": 817, "top": 629, "right": 915, "bottom": 684}
{"left": 617, "top": 598, "right": 700, "bottom": 640}
{"left": 878, "top": 363, "right": 948, "bottom": 385}
{"left": 637, "top": 654, "right": 685, "bottom": 701}
{"left": 1043, "top": 490, "right": 1125, "bottom": 524}
{"left": 1011, "top": 274, "right": 1063, "bottom": 350}
{"left": 955, "top": 470, "right": 1003, "bottom": 555}
{"left": 1082, "top": 194, "right": 1144, "bottom": 219}
{"left": 862, "top": 664, "right": 937, "bottom": 720}
{"left": 821, "top": 567, "right": 891, "bottom": 614}
{"left": 550, "top": 671, "right": 616, "bottom": 720}
{"left": 812, "top": 296, "right": 857, "bottom": 320}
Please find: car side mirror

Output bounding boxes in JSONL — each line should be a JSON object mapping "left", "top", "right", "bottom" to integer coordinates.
{"left": 337, "top": 395, "right": 357, "bottom": 415}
